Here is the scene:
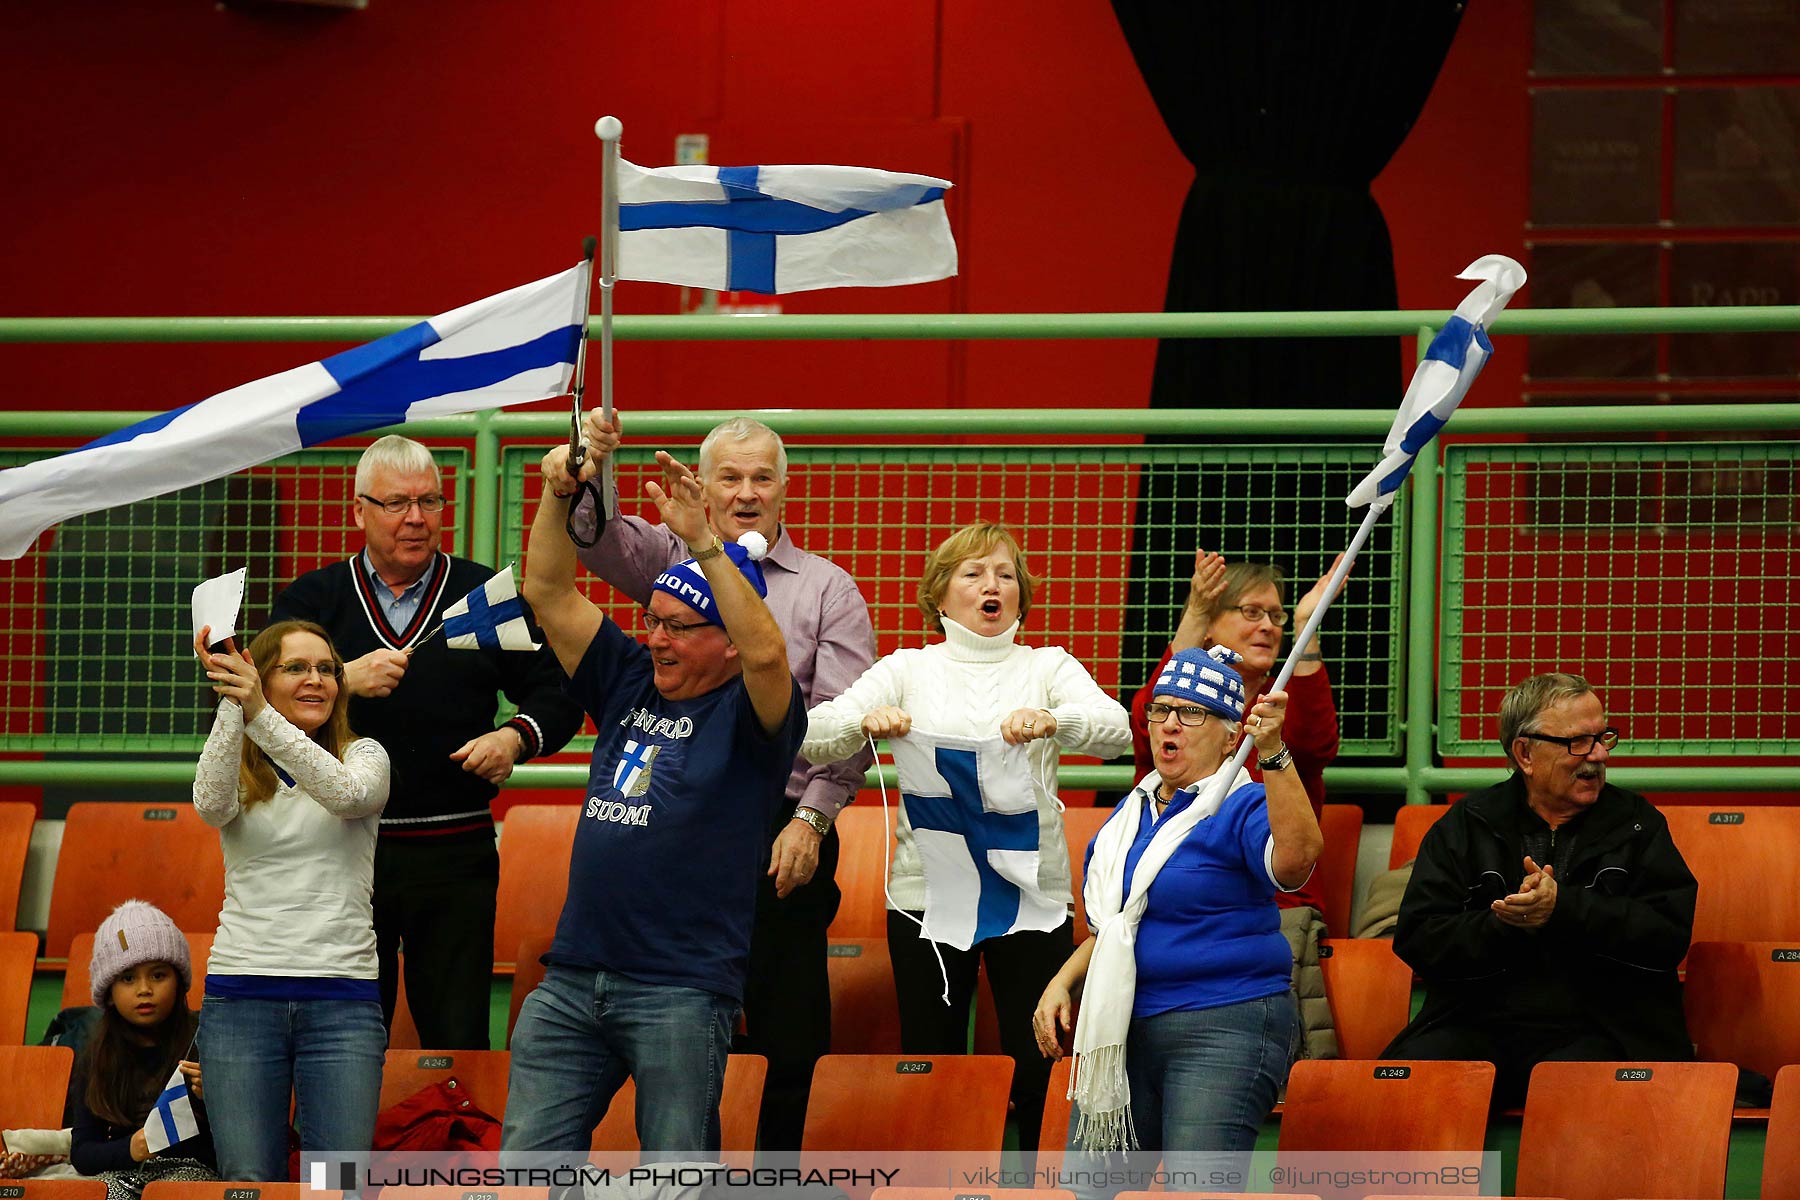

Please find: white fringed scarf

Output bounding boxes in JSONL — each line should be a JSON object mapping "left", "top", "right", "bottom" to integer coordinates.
{"left": 1068, "top": 762, "right": 1253, "bottom": 1151}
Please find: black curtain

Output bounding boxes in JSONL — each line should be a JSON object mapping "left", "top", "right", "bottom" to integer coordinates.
{"left": 1115, "top": 1, "right": 1466, "bottom": 714}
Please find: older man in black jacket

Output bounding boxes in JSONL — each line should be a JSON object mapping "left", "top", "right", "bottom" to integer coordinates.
{"left": 1383, "top": 672, "right": 1696, "bottom": 1105}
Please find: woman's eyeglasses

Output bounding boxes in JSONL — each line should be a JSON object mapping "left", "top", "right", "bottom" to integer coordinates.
{"left": 1144, "top": 702, "right": 1212, "bottom": 727}
{"left": 276, "top": 660, "right": 343, "bottom": 680}
{"left": 1231, "top": 604, "right": 1288, "bottom": 627}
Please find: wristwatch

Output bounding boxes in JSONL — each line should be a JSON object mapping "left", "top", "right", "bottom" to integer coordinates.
{"left": 690, "top": 535, "right": 725, "bottom": 563}
{"left": 791, "top": 806, "right": 832, "bottom": 836}
{"left": 1260, "top": 744, "right": 1295, "bottom": 772}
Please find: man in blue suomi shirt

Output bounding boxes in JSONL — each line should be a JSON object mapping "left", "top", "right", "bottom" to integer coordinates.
{"left": 503, "top": 446, "right": 805, "bottom": 1157}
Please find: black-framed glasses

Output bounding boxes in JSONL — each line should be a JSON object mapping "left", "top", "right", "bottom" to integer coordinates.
{"left": 1144, "top": 701, "right": 1213, "bottom": 727}
{"left": 1523, "top": 728, "right": 1621, "bottom": 756}
{"left": 642, "top": 611, "right": 712, "bottom": 639}
{"left": 276, "top": 659, "right": 343, "bottom": 680}
{"left": 1233, "top": 604, "right": 1288, "bottom": 627}
{"left": 358, "top": 493, "right": 446, "bottom": 515}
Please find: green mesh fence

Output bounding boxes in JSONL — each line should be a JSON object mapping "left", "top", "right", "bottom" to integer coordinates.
{"left": 0, "top": 446, "right": 470, "bottom": 752}
{"left": 499, "top": 440, "right": 1405, "bottom": 758}
{"left": 1440, "top": 437, "right": 1800, "bottom": 758}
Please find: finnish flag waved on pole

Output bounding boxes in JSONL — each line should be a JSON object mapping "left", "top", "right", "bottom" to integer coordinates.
{"left": 1239, "top": 253, "right": 1529, "bottom": 805}
{"left": 615, "top": 158, "right": 957, "bottom": 294}
{"left": 890, "top": 729, "right": 1066, "bottom": 951}
{"left": 142, "top": 1064, "right": 200, "bottom": 1155}
{"left": 1345, "top": 254, "right": 1528, "bottom": 510}
{"left": 0, "top": 265, "right": 588, "bottom": 560}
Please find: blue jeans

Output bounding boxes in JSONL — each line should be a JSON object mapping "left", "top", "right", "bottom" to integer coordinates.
{"left": 198, "top": 995, "right": 386, "bottom": 1181}
{"left": 502, "top": 964, "right": 736, "bottom": 1159}
{"left": 1066, "top": 990, "right": 1296, "bottom": 1197}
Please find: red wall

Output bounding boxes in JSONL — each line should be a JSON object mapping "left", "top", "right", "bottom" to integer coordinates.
{"left": 0, "top": 0, "right": 1530, "bottom": 418}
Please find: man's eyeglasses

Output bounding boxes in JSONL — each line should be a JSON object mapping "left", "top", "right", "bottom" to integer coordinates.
{"left": 1144, "top": 702, "right": 1213, "bottom": 727}
{"left": 359, "top": 493, "right": 447, "bottom": 515}
{"left": 276, "top": 660, "right": 343, "bottom": 680}
{"left": 1232, "top": 604, "right": 1288, "bottom": 627}
{"left": 642, "top": 611, "right": 712, "bottom": 639}
{"left": 1522, "top": 728, "right": 1621, "bottom": 756}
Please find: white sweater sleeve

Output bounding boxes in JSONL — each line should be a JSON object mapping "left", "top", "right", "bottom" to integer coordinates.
{"left": 1043, "top": 649, "right": 1133, "bottom": 760}
{"left": 193, "top": 700, "right": 246, "bottom": 828}
{"left": 243, "top": 707, "right": 390, "bottom": 820}
{"left": 802, "top": 652, "right": 910, "bottom": 766}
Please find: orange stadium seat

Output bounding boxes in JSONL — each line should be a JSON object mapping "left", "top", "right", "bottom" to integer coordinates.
{"left": 493, "top": 804, "right": 578, "bottom": 972}
{"left": 145, "top": 1187, "right": 339, "bottom": 1200}
{"left": 1278, "top": 1059, "right": 1493, "bottom": 1153}
{"left": 1318, "top": 937, "right": 1413, "bottom": 1061}
{"left": 1315, "top": 803, "right": 1363, "bottom": 939}
{"left": 1120, "top": 1193, "right": 1323, "bottom": 1200}
{"left": 1764, "top": 1065, "right": 1800, "bottom": 1200}
{"left": 0, "top": 801, "right": 33, "bottom": 933}
{"left": 1683, "top": 940, "right": 1800, "bottom": 1089}
{"left": 826, "top": 938, "right": 902, "bottom": 1054}
{"left": 1660, "top": 806, "right": 1800, "bottom": 944}
{"left": 1037, "top": 1055, "right": 1074, "bottom": 1174}
{"left": 1387, "top": 803, "right": 1449, "bottom": 870}
{"left": 802, "top": 1054, "right": 1012, "bottom": 1153}
{"left": 507, "top": 933, "right": 554, "bottom": 1047}
{"left": 590, "top": 1052, "right": 766, "bottom": 1168}
{"left": 1064, "top": 805, "right": 1114, "bottom": 943}
{"left": 0, "top": 930, "right": 37, "bottom": 1044}
{"left": 1516, "top": 1060, "right": 1736, "bottom": 1200}
{"left": 829, "top": 805, "right": 898, "bottom": 940}
{"left": 45, "top": 802, "right": 224, "bottom": 960}
{"left": 0, "top": 1045, "right": 74, "bottom": 1129}
{"left": 62, "top": 930, "right": 212, "bottom": 1012}
{"left": 0, "top": 1182, "right": 109, "bottom": 1200}
{"left": 377, "top": 1048, "right": 510, "bottom": 1117}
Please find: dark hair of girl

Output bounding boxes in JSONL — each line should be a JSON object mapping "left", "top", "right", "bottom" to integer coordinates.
{"left": 81, "top": 990, "right": 198, "bottom": 1128}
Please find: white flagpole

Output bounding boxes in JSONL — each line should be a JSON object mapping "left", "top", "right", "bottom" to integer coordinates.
{"left": 595, "top": 115, "right": 623, "bottom": 520}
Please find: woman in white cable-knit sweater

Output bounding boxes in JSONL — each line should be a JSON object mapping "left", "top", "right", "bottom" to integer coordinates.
{"left": 191, "top": 619, "right": 388, "bottom": 1181}
{"left": 803, "top": 521, "right": 1130, "bottom": 1149}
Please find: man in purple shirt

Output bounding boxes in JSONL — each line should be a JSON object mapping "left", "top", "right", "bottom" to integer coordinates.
{"left": 547, "top": 412, "right": 876, "bottom": 1149}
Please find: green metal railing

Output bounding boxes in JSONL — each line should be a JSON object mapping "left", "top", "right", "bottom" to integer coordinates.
{"left": 3, "top": 307, "right": 1798, "bottom": 805}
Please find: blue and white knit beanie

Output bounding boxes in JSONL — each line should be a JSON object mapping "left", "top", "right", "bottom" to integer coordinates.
{"left": 89, "top": 899, "right": 191, "bottom": 1007}
{"left": 650, "top": 531, "right": 771, "bottom": 628}
{"left": 1151, "top": 645, "right": 1247, "bottom": 722}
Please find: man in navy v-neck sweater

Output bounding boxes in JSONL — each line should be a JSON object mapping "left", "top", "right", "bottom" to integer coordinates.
{"left": 270, "top": 436, "right": 582, "bottom": 1049}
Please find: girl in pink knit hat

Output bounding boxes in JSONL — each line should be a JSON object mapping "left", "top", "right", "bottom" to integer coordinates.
{"left": 70, "top": 899, "right": 216, "bottom": 1199}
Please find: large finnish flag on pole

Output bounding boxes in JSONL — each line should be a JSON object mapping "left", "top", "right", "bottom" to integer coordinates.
{"left": 891, "top": 729, "right": 1066, "bottom": 951}
{"left": 615, "top": 159, "right": 957, "bottom": 294}
{"left": 0, "top": 265, "right": 588, "bottom": 560}
{"left": 443, "top": 566, "right": 541, "bottom": 651}
{"left": 1345, "top": 254, "right": 1528, "bottom": 509}
{"left": 142, "top": 1064, "right": 200, "bottom": 1155}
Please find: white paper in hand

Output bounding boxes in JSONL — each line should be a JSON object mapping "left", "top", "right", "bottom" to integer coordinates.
{"left": 191, "top": 568, "right": 247, "bottom": 648}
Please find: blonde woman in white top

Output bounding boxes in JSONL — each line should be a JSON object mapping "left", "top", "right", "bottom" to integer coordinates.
{"left": 804, "top": 522, "right": 1130, "bottom": 1149}
{"left": 191, "top": 619, "right": 388, "bottom": 1181}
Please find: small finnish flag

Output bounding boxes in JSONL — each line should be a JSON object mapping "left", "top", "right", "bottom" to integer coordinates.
{"left": 442, "top": 566, "right": 541, "bottom": 651}
{"left": 143, "top": 1065, "right": 199, "bottom": 1155}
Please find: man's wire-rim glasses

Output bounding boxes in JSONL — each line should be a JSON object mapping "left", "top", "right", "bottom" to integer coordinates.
{"left": 1522, "top": 728, "right": 1621, "bottom": 756}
